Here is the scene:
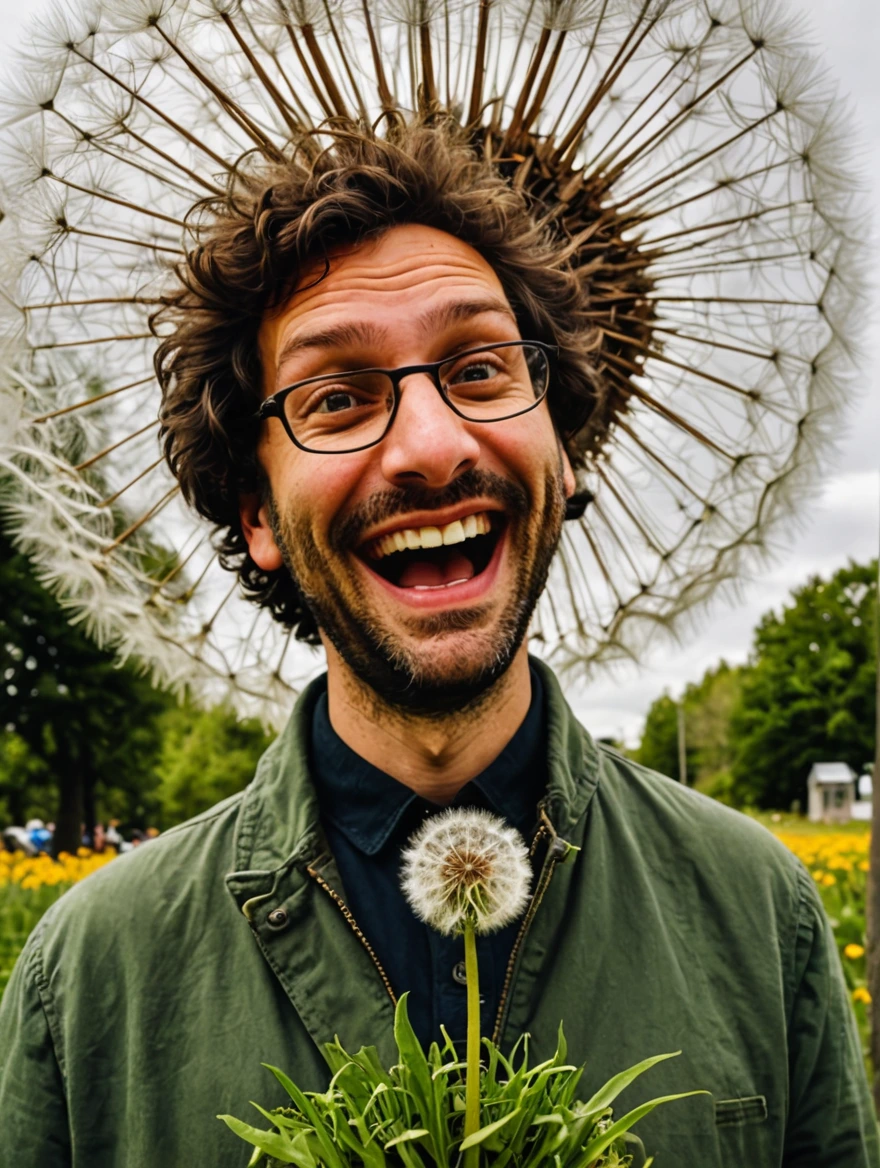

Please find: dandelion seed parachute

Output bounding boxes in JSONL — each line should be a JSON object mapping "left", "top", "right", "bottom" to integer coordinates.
{"left": 0, "top": 0, "right": 867, "bottom": 722}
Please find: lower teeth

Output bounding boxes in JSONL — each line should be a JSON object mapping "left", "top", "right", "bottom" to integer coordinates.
{"left": 412, "top": 577, "right": 471, "bottom": 591}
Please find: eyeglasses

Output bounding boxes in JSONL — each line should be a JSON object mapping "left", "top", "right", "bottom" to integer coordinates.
{"left": 256, "top": 340, "right": 556, "bottom": 454}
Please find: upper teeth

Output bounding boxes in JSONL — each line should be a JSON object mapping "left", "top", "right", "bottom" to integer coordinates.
{"left": 370, "top": 512, "right": 492, "bottom": 559}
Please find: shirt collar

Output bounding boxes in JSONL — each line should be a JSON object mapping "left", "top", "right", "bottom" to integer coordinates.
{"left": 227, "top": 657, "right": 599, "bottom": 898}
{"left": 311, "top": 667, "right": 547, "bottom": 856}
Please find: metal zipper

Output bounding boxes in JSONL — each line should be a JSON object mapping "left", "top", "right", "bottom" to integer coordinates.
{"left": 491, "top": 807, "right": 568, "bottom": 1045}
{"left": 306, "top": 864, "right": 398, "bottom": 1006}
{"left": 307, "top": 807, "right": 571, "bottom": 1044}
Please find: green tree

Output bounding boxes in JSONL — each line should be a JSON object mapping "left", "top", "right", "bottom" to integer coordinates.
{"left": 634, "top": 664, "right": 744, "bottom": 794}
{"left": 0, "top": 732, "right": 52, "bottom": 828}
{"left": 633, "top": 692, "right": 685, "bottom": 781}
{"left": 730, "top": 561, "right": 877, "bottom": 809}
{"left": 153, "top": 703, "right": 274, "bottom": 827}
{"left": 0, "top": 530, "right": 175, "bottom": 851}
{"left": 683, "top": 662, "right": 743, "bottom": 802}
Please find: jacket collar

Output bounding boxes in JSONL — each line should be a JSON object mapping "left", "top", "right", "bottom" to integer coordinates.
{"left": 228, "top": 655, "right": 600, "bottom": 895}
{"left": 536, "top": 657, "right": 601, "bottom": 832}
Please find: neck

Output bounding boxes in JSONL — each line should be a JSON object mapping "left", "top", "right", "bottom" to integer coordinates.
{"left": 323, "top": 644, "right": 533, "bottom": 804}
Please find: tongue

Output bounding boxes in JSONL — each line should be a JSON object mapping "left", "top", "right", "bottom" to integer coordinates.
{"left": 398, "top": 551, "right": 475, "bottom": 589}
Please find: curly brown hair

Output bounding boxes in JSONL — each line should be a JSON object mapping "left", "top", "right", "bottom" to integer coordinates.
{"left": 155, "top": 114, "right": 603, "bottom": 643}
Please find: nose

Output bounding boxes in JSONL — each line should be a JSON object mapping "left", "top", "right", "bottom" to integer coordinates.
{"left": 379, "top": 373, "right": 481, "bottom": 488}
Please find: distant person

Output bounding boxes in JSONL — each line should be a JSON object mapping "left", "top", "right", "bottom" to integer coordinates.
{"left": 2, "top": 826, "right": 36, "bottom": 857}
{"left": 25, "top": 819, "right": 52, "bottom": 854}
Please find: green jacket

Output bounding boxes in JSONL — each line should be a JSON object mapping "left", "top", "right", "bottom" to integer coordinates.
{"left": 1, "top": 661, "right": 877, "bottom": 1166}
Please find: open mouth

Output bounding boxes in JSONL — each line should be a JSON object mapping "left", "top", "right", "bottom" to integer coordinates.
{"left": 360, "top": 510, "right": 504, "bottom": 591}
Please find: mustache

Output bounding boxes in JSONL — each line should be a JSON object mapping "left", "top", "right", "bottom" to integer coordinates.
{"left": 332, "top": 469, "right": 530, "bottom": 551}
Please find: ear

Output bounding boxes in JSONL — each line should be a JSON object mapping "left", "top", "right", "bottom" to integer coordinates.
{"left": 559, "top": 441, "right": 592, "bottom": 520}
{"left": 555, "top": 431, "right": 576, "bottom": 499}
{"left": 239, "top": 492, "right": 284, "bottom": 571}
{"left": 561, "top": 446, "right": 576, "bottom": 500}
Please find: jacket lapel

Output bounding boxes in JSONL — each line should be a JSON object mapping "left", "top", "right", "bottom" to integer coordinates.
{"left": 225, "top": 679, "right": 397, "bottom": 1064}
{"left": 498, "top": 660, "right": 601, "bottom": 1047}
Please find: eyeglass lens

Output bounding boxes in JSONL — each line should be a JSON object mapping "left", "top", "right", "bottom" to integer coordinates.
{"left": 281, "top": 342, "right": 549, "bottom": 453}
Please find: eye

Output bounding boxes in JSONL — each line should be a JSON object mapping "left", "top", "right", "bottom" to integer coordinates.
{"left": 315, "top": 390, "right": 360, "bottom": 414}
{"left": 448, "top": 358, "right": 498, "bottom": 384}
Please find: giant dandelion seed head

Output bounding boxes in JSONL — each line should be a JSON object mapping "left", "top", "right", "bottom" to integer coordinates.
{"left": 400, "top": 808, "right": 532, "bottom": 937}
{"left": 0, "top": 0, "right": 868, "bottom": 726}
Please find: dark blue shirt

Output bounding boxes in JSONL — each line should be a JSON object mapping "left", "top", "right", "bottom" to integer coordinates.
{"left": 310, "top": 669, "right": 547, "bottom": 1051}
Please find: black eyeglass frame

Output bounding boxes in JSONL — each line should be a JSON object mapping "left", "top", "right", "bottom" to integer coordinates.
{"left": 256, "top": 339, "right": 558, "bottom": 454}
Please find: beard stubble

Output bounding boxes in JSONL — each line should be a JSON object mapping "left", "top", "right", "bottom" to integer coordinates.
{"left": 267, "top": 465, "right": 567, "bottom": 715}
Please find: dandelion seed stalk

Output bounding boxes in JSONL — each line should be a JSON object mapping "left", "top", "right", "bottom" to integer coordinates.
{"left": 463, "top": 918, "right": 481, "bottom": 1167}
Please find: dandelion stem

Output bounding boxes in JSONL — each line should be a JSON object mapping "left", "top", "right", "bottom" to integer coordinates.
{"left": 463, "top": 921, "right": 481, "bottom": 1168}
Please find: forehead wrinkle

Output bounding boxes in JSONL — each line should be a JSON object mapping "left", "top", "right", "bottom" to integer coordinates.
{"left": 305, "top": 243, "right": 496, "bottom": 288}
{"left": 276, "top": 296, "right": 516, "bottom": 374}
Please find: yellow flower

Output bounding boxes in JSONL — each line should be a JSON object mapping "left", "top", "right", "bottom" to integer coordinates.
{"left": 821, "top": 873, "right": 837, "bottom": 887}
{"left": 844, "top": 944, "right": 866, "bottom": 960}
{"left": 853, "top": 987, "right": 872, "bottom": 1005}
{"left": 860, "top": 861, "right": 870, "bottom": 872}
{"left": 0, "top": 843, "right": 116, "bottom": 890}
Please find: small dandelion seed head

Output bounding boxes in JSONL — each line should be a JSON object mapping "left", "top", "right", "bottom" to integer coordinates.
{"left": 400, "top": 807, "right": 531, "bottom": 937}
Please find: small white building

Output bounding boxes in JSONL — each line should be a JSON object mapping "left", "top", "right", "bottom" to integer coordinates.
{"left": 807, "top": 762, "right": 857, "bottom": 824}
{"left": 852, "top": 773, "right": 874, "bottom": 822}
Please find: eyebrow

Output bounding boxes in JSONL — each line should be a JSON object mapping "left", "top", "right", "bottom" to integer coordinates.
{"left": 275, "top": 321, "right": 386, "bottom": 373}
{"left": 420, "top": 296, "right": 517, "bottom": 333}
{"left": 274, "top": 296, "right": 517, "bottom": 382}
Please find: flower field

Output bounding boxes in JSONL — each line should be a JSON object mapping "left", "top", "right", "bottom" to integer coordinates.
{"left": 767, "top": 818, "right": 872, "bottom": 1060}
{"left": 0, "top": 848, "right": 115, "bottom": 998}
{"left": 0, "top": 822, "right": 874, "bottom": 1058}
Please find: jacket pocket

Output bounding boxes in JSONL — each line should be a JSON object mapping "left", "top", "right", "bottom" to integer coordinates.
{"left": 714, "top": 1095, "right": 771, "bottom": 1167}
{"left": 714, "top": 1095, "right": 768, "bottom": 1127}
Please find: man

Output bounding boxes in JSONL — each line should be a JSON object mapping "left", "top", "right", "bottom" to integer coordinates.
{"left": 0, "top": 120, "right": 876, "bottom": 1167}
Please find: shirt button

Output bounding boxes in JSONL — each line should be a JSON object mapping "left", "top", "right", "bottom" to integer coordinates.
{"left": 452, "top": 961, "right": 468, "bottom": 985}
{"left": 267, "top": 908, "right": 289, "bottom": 929}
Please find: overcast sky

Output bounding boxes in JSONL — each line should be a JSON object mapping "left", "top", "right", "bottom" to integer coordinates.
{"left": 0, "top": 0, "right": 876, "bottom": 745}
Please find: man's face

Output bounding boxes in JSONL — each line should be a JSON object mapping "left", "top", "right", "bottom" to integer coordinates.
{"left": 244, "top": 223, "right": 574, "bottom": 712}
